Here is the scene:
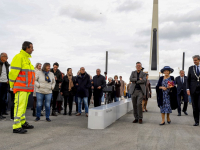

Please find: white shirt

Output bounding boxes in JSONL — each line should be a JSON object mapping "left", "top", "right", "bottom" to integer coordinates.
{"left": 196, "top": 64, "right": 200, "bottom": 74}
{"left": 0, "top": 63, "right": 8, "bottom": 83}
{"left": 180, "top": 76, "right": 184, "bottom": 83}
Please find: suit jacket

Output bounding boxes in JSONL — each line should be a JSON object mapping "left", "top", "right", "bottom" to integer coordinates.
{"left": 175, "top": 76, "right": 187, "bottom": 94}
{"left": 187, "top": 65, "right": 200, "bottom": 94}
{"left": 129, "top": 71, "right": 146, "bottom": 95}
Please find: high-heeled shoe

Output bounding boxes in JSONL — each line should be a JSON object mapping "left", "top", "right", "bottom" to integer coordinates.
{"left": 167, "top": 120, "right": 171, "bottom": 124}
{"left": 159, "top": 122, "right": 165, "bottom": 125}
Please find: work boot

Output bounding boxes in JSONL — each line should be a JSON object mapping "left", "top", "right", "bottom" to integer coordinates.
{"left": 13, "top": 128, "right": 27, "bottom": 134}
{"left": 22, "top": 122, "right": 34, "bottom": 129}
{"left": 51, "top": 110, "right": 57, "bottom": 116}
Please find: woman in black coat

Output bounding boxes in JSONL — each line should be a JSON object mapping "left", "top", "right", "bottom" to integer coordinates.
{"left": 114, "top": 75, "right": 121, "bottom": 102}
{"left": 156, "top": 66, "right": 178, "bottom": 125}
{"left": 60, "top": 68, "right": 76, "bottom": 116}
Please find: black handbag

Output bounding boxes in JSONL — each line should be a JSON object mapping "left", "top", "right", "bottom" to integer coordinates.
{"left": 103, "top": 86, "right": 114, "bottom": 93}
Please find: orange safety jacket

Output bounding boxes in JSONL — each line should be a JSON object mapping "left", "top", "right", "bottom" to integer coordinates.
{"left": 9, "top": 50, "right": 35, "bottom": 93}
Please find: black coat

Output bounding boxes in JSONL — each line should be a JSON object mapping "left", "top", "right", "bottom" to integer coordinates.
{"left": 156, "top": 76, "right": 178, "bottom": 110}
{"left": 76, "top": 72, "right": 91, "bottom": 98}
{"left": 187, "top": 65, "right": 200, "bottom": 94}
{"left": 92, "top": 75, "right": 106, "bottom": 97}
{"left": 60, "top": 75, "right": 76, "bottom": 96}
{"left": 0, "top": 60, "right": 10, "bottom": 80}
{"left": 114, "top": 80, "right": 121, "bottom": 98}
{"left": 50, "top": 68, "right": 63, "bottom": 91}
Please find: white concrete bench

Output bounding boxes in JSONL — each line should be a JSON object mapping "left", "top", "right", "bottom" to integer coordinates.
{"left": 88, "top": 98, "right": 133, "bottom": 129}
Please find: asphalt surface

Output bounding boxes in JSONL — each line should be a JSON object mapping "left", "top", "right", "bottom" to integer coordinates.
{"left": 0, "top": 95, "right": 200, "bottom": 150}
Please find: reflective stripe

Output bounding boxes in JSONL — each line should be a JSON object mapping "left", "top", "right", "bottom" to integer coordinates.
{"left": 21, "top": 119, "right": 25, "bottom": 122}
{"left": 26, "top": 72, "right": 28, "bottom": 87}
{"left": 21, "top": 69, "right": 35, "bottom": 72}
{"left": 14, "top": 121, "right": 20, "bottom": 124}
{"left": 13, "top": 86, "right": 34, "bottom": 90}
{"left": 11, "top": 67, "right": 21, "bottom": 70}
{"left": 21, "top": 114, "right": 25, "bottom": 117}
{"left": 18, "top": 75, "right": 26, "bottom": 77}
{"left": 16, "top": 80, "right": 26, "bottom": 83}
{"left": 14, "top": 117, "right": 20, "bottom": 120}
{"left": 9, "top": 79, "right": 15, "bottom": 82}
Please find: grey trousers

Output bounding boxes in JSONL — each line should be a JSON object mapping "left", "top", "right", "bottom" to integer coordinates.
{"left": 131, "top": 90, "right": 143, "bottom": 120}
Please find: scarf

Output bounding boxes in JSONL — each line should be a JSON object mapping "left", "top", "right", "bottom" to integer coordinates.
{"left": 43, "top": 71, "right": 51, "bottom": 83}
{"left": 67, "top": 73, "right": 74, "bottom": 91}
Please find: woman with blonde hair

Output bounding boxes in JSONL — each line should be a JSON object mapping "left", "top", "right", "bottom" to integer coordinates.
{"left": 32, "top": 63, "right": 42, "bottom": 116}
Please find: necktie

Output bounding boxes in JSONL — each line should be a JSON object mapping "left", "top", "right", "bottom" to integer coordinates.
{"left": 197, "top": 66, "right": 200, "bottom": 76}
{"left": 181, "top": 77, "right": 183, "bottom": 84}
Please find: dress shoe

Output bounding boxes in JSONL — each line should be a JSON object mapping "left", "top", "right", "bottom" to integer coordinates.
{"left": 177, "top": 113, "right": 181, "bottom": 116}
{"left": 69, "top": 112, "right": 72, "bottom": 116}
{"left": 183, "top": 111, "right": 188, "bottom": 115}
{"left": 13, "top": 128, "right": 27, "bottom": 134}
{"left": 139, "top": 119, "right": 143, "bottom": 124}
{"left": 22, "top": 122, "right": 34, "bottom": 129}
{"left": 193, "top": 123, "right": 199, "bottom": 126}
{"left": 159, "top": 122, "right": 165, "bottom": 125}
{"left": 132, "top": 119, "right": 138, "bottom": 123}
{"left": 63, "top": 112, "right": 67, "bottom": 115}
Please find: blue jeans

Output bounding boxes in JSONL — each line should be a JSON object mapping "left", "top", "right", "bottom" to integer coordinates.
{"left": 101, "top": 93, "right": 105, "bottom": 102}
{"left": 78, "top": 97, "right": 88, "bottom": 114}
{"left": 128, "top": 92, "right": 131, "bottom": 98}
{"left": 36, "top": 92, "right": 52, "bottom": 118}
{"left": 188, "top": 95, "right": 192, "bottom": 103}
{"left": 114, "top": 97, "right": 119, "bottom": 102}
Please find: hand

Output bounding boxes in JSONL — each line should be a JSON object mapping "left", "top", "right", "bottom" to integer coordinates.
{"left": 55, "top": 76, "right": 57, "bottom": 80}
{"left": 187, "top": 90, "right": 190, "bottom": 96}
{"left": 60, "top": 92, "right": 63, "bottom": 95}
{"left": 76, "top": 83, "right": 78, "bottom": 86}
{"left": 91, "top": 81, "right": 93, "bottom": 84}
{"left": 91, "top": 86, "right": 94, "bottom": 89}
{"left": 167, "top": 86, "right": 173, "bottom": 89}
{"left": 139, "top": 78, "right": 142, "bottom": 80}
{"left": 7, "top": 81, "right": 9, "bottom": 84}
{"left": 162, "top": 87, "right": 167, "bottom": 91}
{"left": 98, "top": 86, "right": 101, "bottom": 89}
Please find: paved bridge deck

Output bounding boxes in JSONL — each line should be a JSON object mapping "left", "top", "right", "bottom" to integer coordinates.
{"left": 0, "top": 96, "right": 199, "bottom": 150}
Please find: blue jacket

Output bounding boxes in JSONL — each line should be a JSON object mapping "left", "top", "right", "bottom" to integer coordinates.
{"left": 76, "top": 72, "right": 91, "bottom": 98}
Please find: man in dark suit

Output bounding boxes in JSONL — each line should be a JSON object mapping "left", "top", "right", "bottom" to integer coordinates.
{"left": 129, "top": 62, "right": 146, "bottom": 124}
{"left": 187, "top": 55, "right": 200, "bottom": 126}
{"left": 92, "top": 69, "right": 106, "bottom": 107}
{"left": 175, "top": 70, "right": 188, "bottom": 116}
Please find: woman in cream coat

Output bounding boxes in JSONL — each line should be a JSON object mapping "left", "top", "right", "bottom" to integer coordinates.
{"left": 35, "top": 63, "right": 55, "bottom": 122}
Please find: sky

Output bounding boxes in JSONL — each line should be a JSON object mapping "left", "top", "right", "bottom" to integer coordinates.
{"left": 0, "top": 0, "right": 200, "bottom": 83}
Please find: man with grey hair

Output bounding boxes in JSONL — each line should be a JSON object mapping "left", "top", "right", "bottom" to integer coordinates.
{"left": 0, "top": 53, "right": 10, "bottom": 119}
{"left": 92, "top": 68, "right": 106, "bottom": 107}
{"left": 187, "top": 55, "right": 200, "bottom": 126}
{"left": 175, "top": 70, "right": 188, "bottom": 116}
{"left": 129, "top": 62, "right": 146, "bottom": 124}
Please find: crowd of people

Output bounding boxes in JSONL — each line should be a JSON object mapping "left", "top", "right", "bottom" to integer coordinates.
{"left": 0, "top": 41, "right": 200, "bottom": 134}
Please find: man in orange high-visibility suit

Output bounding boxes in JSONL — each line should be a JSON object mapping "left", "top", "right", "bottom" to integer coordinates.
{"left": 9, "top": 41, "right": 35, "bottom": 134}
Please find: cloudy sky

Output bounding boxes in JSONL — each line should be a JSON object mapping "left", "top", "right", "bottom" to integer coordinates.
{"left": 1, "top": 0, "right": 200, "bottom": 83}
